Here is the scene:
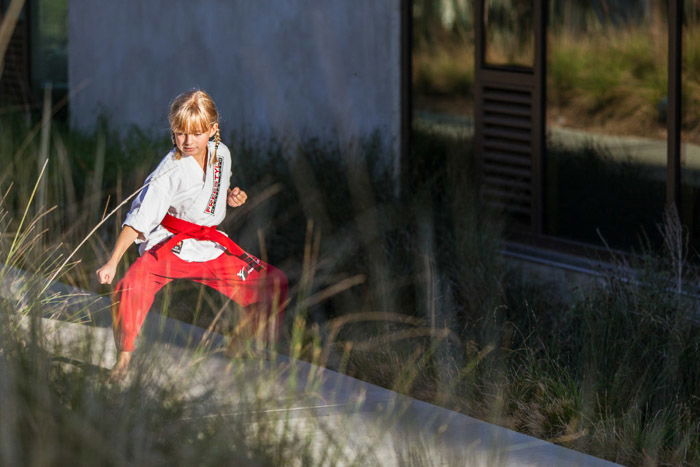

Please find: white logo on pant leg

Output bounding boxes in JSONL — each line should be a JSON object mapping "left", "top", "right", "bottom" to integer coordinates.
{"left": 237, "top": 266, "right": 256, "bottom": 281}
{"left": 237, "top": 267, "right": 249, "bottom": 281}
{"left": 236, "top": 252, "right": 265, "bottom": 281}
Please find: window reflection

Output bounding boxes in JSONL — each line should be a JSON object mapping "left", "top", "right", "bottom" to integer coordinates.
{"left": 545, "top": 1, "right": 666, "bottom": 250}
{"left": 682, "top": 1, "right": 700, "bottom": 254}
{"left": 484, "top": 0, "right": 534, "bottom": 68}
{"left": 0, "top": 1, "right": 30, "bottom": 106}
{"left": 412, "top": 0, "right": 475, "bottom": 142}
{"left": 31, "top": 0, "right": 68, "bottom": 90}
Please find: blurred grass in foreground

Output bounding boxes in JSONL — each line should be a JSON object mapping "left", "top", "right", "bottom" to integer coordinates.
{"left": 0, "top": 110, "right": 699, "bottom": 465}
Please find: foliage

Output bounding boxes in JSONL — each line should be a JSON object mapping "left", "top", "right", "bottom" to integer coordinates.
{"left": 1, "top": 111, "right": 699, "bottom": 465}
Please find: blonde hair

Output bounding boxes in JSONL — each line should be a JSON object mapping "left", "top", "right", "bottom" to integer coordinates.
{"left": 169, "top": 89, "right": 221, "bottom": 164}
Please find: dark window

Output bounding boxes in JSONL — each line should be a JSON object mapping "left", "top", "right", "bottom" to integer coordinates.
{"left": 0, "top": 0, "right": 31, "bottom": 106}
{"left": 682, "top": 1, "right": 700, "bottom": 256}
{"left": 30, "top": 0, "right": 67, "bottom": 91}
{"left": 544, "top": 0, "right": 667, "bottom": 251}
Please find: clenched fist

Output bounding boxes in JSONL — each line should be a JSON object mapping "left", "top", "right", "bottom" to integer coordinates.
{"left": 96, "top": 261, "right": 117, "bottom": 284}
{"left": 227, "top": 187, "right": 247, "bottom": 207}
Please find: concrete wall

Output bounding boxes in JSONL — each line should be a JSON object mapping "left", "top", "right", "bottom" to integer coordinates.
{"left": 68, "top": 0, "right": 401, "bottom": 161}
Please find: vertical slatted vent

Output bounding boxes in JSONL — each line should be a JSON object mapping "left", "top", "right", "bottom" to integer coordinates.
{"left": 480, "top": 85, "right": 533, "bottom": 226}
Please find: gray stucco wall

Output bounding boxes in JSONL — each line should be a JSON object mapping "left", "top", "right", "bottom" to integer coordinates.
{"left": 68, "top": 0, "right": 401, "bottom": 163}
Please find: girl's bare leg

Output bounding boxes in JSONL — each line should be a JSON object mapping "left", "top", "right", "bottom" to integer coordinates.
{"left": 109, "top": 351, "right": 132, "bottom": 381}
{"left": 110, "top": 296, "right": 133, "bottom": 382}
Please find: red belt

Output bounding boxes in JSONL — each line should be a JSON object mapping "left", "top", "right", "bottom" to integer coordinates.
{"left": 157, "top": 213, "right": 245, "bottom": 258}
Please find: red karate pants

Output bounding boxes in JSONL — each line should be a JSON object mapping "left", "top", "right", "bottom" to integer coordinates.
{"left": 113, "top": 243, "right": 288, "bottom": 352}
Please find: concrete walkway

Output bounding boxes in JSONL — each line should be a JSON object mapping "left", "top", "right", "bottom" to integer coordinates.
{"left": 415, "top": 110, "right": 700, "bottom": 180}
{"left": 1, "top": 267, "right": 620, "bottom": 466}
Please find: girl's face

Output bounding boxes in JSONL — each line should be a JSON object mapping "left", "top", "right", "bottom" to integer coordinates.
{"left": 173, "top": 123, "right": 218, "bottom": 160}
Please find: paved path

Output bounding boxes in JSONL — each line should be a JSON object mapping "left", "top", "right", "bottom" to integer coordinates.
{"left": 1, "top": 267, "right": 620, "bottom": 466}
{"left": 415, "top": 110, "right": 700, "bottom": 181}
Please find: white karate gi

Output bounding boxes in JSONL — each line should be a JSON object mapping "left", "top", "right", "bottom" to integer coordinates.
{"left": 123, "top": 141, "right": 232, "bottom": 262}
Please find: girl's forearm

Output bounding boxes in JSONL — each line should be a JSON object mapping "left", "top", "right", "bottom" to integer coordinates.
{"left": 107, "top": 225, "right": 141, "bottom": 264}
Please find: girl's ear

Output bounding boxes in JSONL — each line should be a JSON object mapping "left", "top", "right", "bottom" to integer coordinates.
{"left": 209, "top": 123, "right": 219, "bottom": 138}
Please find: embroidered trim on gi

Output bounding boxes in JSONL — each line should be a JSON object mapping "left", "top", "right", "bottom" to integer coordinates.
{"left": 204, "top": 156, "right": 223, "bottom": 215}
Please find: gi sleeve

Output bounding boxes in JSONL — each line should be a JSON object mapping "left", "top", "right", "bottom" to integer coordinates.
{"left": 122, "top": 155, "right": 179, "bottom": 243}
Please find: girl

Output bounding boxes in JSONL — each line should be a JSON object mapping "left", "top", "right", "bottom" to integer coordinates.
{"left": 96, "top": 90, "right": 288, "bottom": 379}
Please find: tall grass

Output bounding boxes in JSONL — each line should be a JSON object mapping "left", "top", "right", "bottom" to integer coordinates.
{"left": 229, "top": 122, "right": 700, "bottom": 465}
{"left": 1, "top": 106, "right": 700, "bottom": 465}
{"left": 5, "top": 5, "right": 698, "bottom": 465}
{"left": 0, "top": 115, "right": 385, "bottom": 466}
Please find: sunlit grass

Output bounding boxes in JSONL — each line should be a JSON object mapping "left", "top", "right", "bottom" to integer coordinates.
{"left": 1, "top": 106, "right": 700, "bottom": 464}
{"left": 5, "top": 3, "right": 699, "bottom": 464}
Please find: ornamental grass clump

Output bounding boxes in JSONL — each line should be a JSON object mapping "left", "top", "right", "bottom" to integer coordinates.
{"left": 2, "top": 103, "right": 700, "bottom": 465}
{"left": 0, "top": 110, "right": 365, "bottom": 466}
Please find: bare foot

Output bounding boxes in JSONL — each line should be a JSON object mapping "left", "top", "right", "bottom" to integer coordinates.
{"left": 108, "top": 351, "right": 132, "bottom": 382}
